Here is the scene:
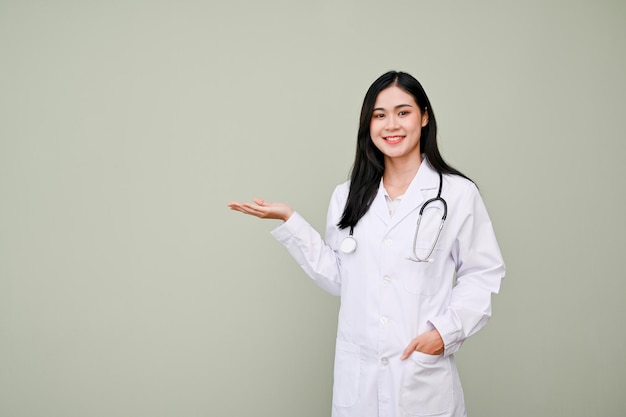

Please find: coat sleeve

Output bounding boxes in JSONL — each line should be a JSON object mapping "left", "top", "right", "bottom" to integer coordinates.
{"left": 269, "top": 185, "right": 346, "bottom": 296}
{"left": 428, "top": 183, "right": 506, "bottom": 357}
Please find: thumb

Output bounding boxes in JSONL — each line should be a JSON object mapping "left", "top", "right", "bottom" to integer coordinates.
{"left": 252, "top": 197, "right": 267, "bottom": 206}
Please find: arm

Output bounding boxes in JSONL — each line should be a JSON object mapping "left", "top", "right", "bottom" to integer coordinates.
{"left": 228, "top": 187, "right": 346, "bottom": 296}
{"left": 428, "top": 184, "right": 506, "bottom": 357}
{"left": 271, "top": 212, "right": 342, "bottom": 295}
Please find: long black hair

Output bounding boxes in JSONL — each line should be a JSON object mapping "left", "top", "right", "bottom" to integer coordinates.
{"left": 337, "top": 71, "right": 471, "bottom": 230}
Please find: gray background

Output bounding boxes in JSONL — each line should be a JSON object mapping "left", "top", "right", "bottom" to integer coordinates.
{"left": 1, "top": 1, "right": 625, "bottom": 416}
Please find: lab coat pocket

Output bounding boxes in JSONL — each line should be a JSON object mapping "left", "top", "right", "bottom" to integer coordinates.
{"left": 400, "top": 351, "right": 453, "bottom": 416}
{"left": 332, "top": 339, "right": 361, "bottom": 408}
{"left": 402, "top": 246, "right": 445, "bottom": 296}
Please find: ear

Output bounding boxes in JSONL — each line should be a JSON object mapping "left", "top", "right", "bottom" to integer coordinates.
{"left": 421, "top": 108, "right": 429, "bottom": 127}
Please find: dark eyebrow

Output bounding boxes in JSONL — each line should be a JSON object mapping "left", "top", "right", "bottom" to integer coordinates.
{"left": 373, "top": 104, "right": 414, "bottom": 112}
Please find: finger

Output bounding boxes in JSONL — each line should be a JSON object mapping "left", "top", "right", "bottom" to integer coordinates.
{"left": 239, "top": 205, "right": 265, "bottom": 216}
{"left": 401, "top": 340, "right": 419, "bottom": 360}
{"left": 228, "top": 205, "right": 254, "bottom": 215}
{"left": 229, "top": 202, "right": 254, "bottom": 211}
{"left": 252, "top": 197, "right": 267, "bottom": 206}
{"left": 227, "top": 202, "right": 245, "bottom": 211}
{"left": 229, "top": 202, "right": 265, "bottom": 217}
{"left": 227, "top": 199, "right": 264, "bottom": 207}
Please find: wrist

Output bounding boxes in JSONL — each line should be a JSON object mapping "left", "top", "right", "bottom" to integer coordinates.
{"left": 282, "top": 209, "right": 294, "bottom": 222}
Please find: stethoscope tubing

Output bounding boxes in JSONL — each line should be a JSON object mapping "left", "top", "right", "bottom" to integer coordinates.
{"left": 408, "top": 172, "right": 447, "bottom": 262}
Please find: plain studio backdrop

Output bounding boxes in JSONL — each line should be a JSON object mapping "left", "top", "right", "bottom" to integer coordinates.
{"left": 1, "top": 1, "right": 625, "bottom": 416}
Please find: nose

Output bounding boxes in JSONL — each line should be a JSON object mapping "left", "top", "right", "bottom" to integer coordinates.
{"left": 385, "top": 115, "right": 399, "bottom": 131}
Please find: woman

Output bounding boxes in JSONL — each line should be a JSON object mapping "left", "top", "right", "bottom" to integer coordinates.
{"left": 228, "top": 71, "right": 505, "bottom": 417}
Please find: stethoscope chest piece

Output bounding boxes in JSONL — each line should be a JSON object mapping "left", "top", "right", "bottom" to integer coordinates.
{"left": 340, "top": 236, "right": 357, "bottom": 254}
{"left": 340, "top": 227, "right": 357, "bottom": 254}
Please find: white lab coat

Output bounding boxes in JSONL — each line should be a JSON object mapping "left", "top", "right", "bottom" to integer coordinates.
{"left": 271, "top": 158, "right": 505, "bottom": 417}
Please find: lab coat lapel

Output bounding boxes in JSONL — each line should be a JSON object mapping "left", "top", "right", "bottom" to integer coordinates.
{"left": 387, "top": 160, "right": 439, "bottom": 232}
{"left": 369, "top": 183, "right": 391, "bottom": 225}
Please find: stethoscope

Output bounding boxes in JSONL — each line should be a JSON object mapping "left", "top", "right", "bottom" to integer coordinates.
{"left": 340, "top": 172, "right": 447, "bottom": 263}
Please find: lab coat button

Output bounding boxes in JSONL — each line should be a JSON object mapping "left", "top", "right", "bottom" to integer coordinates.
{"left": 383, "top": 239, "right": 392, "bottom": 246}
{"left": 383, "top": 276, "right": 392, "bottom": 286}
{"left": 380, "top": 316, "right": 389, "bottom": 325}
{"left": 380, "top": 357, "right": 389, "bottom": 365}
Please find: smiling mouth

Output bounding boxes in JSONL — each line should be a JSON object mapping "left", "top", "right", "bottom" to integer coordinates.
{"left": 383, "top": 136, "right": 404, "bottom": 143}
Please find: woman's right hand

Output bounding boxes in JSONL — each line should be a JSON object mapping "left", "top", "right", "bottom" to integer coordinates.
{"left": 227, "top": 198, "right": 294, "bottom": 222}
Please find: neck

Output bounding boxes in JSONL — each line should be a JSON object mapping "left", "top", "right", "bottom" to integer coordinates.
{"left": 383, "top": 155, "right": 422, "bottom": 199}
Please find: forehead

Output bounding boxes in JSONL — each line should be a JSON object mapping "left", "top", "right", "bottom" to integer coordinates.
{"left": 374, "top": 86, "right": 417, "bottom": 108}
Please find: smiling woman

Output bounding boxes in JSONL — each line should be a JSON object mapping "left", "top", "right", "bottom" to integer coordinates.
{"left": 228, "top": 71, "right": 505, "bottom": 417}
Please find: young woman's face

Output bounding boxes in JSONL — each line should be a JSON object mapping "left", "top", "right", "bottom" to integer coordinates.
{"left": 370, "top": 86, "right": 429, "bottom": 164}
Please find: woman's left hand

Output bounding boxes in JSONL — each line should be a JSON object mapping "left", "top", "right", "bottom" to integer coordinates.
{"left": 400, "top": 329, "right": 444, "bottom": 360}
